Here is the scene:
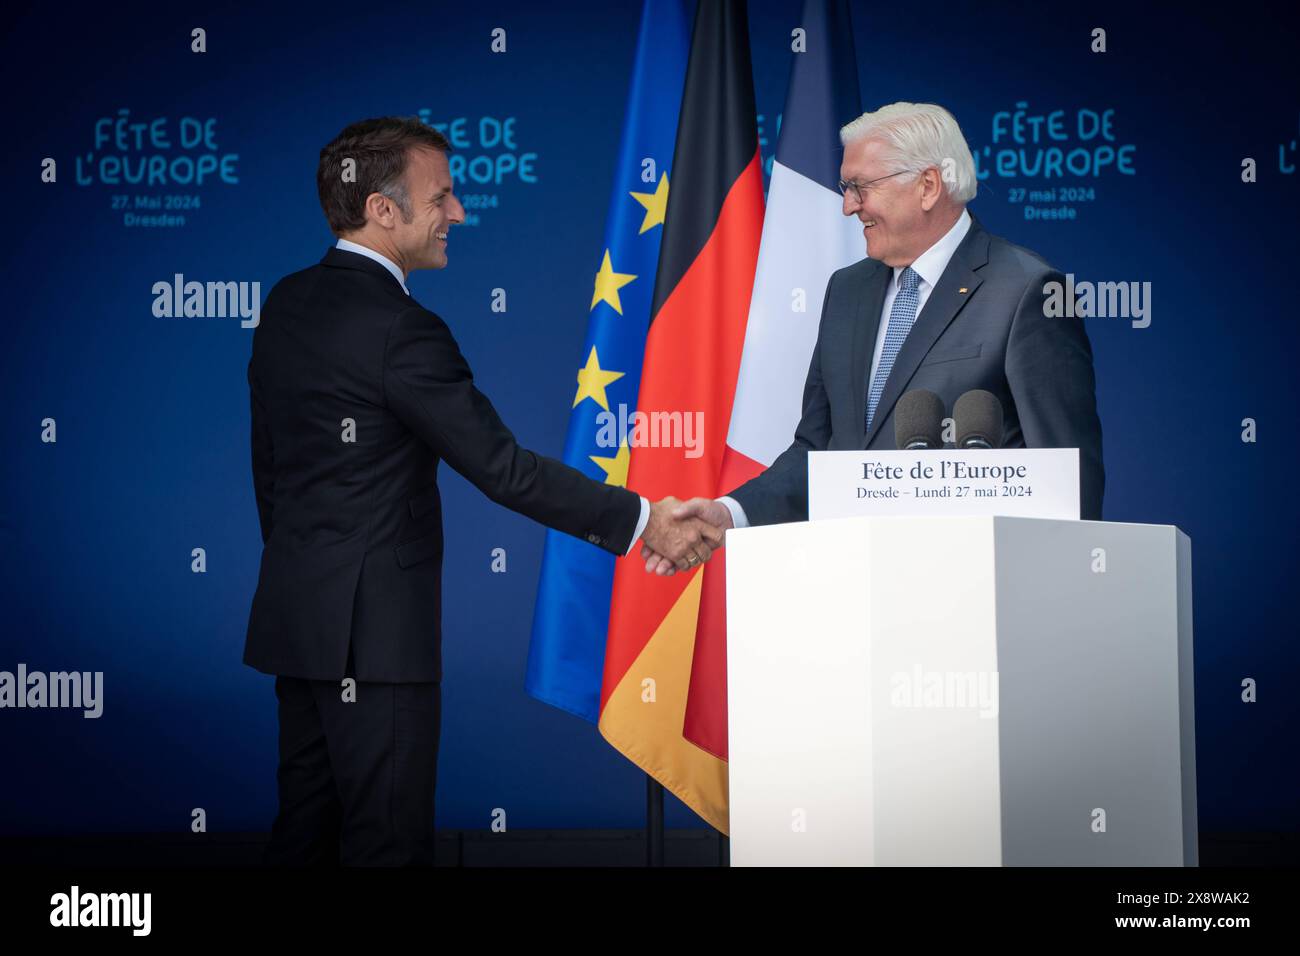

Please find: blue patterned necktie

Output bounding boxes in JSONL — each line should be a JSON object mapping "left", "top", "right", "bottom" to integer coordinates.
{"left": 865, "top": 265, "right": 922, "bottom": 434}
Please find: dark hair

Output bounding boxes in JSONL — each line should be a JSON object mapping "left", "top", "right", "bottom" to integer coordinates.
{"left": 317, "top": 117, "right": 451, "bottom": 235}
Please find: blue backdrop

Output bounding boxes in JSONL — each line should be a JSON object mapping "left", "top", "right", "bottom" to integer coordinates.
{"left": 2, "top": 0, "right": 1296, "bottom": 836}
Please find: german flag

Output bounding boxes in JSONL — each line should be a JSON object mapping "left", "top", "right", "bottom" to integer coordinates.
{"left": 598, "top": 0, "right": 763, "bottom": 834}
{"left": 685, "top": 0, "right": 865, "bottom": 765}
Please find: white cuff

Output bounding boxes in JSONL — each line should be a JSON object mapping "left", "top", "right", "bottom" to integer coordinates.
{"left": 716, "top": 495, "right": 749, "bottom": 530}
{"left": 625, "top": 496, "right": 651, "bottom": 555}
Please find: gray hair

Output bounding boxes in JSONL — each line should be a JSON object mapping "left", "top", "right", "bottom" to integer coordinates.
{"left": 839, "top": 102, "right": 977, "bottom": 203}
{"left": 379, "top": 177, "right": 414, "bottom": 223}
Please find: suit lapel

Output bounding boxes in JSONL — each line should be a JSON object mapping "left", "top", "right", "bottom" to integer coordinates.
{"left": 861, "top": 217, "right": 991, "bottom": 449}
{"left": 849, "top": 262, "right": 890, "bottom": 442}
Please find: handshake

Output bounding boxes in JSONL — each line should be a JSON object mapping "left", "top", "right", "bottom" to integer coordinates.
{"left": 638, "top": 497, "right": 735, "bottom": 576}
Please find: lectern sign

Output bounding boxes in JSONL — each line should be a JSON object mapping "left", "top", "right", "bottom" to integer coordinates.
{"left": 808, "top": 449, "right": 1080, "bottom": 521}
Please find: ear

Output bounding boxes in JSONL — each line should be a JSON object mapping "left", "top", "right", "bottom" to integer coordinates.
{"left": 363, "top": 192, "right": 396, "bottom": 229}
{"left": 918, "top": 166, "right": 944, "bottom": 212}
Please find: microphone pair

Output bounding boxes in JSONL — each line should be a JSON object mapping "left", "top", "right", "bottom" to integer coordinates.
{"left": 894, "top": 389, "right": 1004, "bottom": 450}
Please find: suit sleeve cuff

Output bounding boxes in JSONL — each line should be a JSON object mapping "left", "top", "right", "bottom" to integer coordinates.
{"left": 625, "top": 497, "right": 651, "bottom": 556}
{"left": 717, "top": 496, "right": 749, "bottom": 530}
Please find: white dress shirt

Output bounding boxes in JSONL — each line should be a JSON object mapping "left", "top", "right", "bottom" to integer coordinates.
{"left": 718, "top": 208, "right": 972, "bottom": 530}
{"left": 867, "top": 208, "right": 971, "bottom": 386}
{"left": 334, "top": 238, "right": 650, "bottom": 553}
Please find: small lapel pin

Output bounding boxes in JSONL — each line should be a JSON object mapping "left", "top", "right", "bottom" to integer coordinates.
{"left": 958, "top": 287, "right": 968, "bottom": 294}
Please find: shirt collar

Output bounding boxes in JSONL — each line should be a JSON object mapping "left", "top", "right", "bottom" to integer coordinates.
{"left": 893, "top": 207, "right": 972, "bottom": 291}
{"left": 335, "top": 238, "right": 410, "bottom": 295}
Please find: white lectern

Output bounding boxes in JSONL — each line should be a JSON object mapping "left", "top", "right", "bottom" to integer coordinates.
{"left": 726, "top": 515, "right": 1196, "bottom": 866}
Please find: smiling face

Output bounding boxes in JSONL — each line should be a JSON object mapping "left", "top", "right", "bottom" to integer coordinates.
{"left": 840, "top": 136, "right": 933, "bottom": 267}
{"left": 390, "top": 146, "right": 464, "bottom": 272}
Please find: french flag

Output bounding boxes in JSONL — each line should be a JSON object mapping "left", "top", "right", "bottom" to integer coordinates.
{"left": 683, "top": 0, "right": 866, "bottom": 761}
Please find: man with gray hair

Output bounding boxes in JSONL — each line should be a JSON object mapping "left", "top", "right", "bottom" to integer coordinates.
{"left": 643, "top": 101, "right": 1103, "bottom": 567}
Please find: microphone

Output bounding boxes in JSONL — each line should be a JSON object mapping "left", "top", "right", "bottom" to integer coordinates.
{"left": 894, "top": 389, "right": 946, "bottom": 450}
{"left": 953, "top": 390, "right": 1004, "bottom": 449}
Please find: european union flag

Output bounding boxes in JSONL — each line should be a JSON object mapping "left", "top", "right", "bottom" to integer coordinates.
{"left": 526, "top": 0, "right": 691, "bottom": 721}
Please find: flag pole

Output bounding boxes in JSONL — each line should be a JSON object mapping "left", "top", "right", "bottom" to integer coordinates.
{"left": 646, "top": 775, "right": 664, "bottom": 866}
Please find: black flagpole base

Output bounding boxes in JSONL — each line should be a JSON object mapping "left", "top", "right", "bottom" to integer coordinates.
{"left": 646, "top": 774, "right": 664, "bottom": 866}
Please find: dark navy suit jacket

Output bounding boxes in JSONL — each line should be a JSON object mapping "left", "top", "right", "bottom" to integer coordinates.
{"left": 729, "top": 213, "right": 1104, "bottom": 523}
{"left": 244, "top": 247, "right": 641, "bottom": 683}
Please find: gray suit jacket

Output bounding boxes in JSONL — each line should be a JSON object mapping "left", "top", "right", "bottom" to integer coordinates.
{"left": 729, "top": 213, "right": 1104, "bottom": 522}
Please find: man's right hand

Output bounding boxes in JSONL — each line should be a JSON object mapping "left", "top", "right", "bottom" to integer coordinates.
{"left": 640, "top": 496, "right": 726, "bottom": 574}
{"left": 640, "top": 497, "right": 734, "bottom": 576}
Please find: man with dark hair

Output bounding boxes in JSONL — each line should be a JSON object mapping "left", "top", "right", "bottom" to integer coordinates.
{"left": 244, "top": 116, "right": 719, "bottom": 866}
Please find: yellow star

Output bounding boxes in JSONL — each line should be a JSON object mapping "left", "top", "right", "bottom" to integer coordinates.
{"left": 590, "top": 439, "right": 631, "bottom": 488}
{"left": 572, "top": 346, "right": 625, "bottom": 411}
{"left": 629, "top": 173, "right": 669, "bottom": 235}
{"left": 590, "top": 249, "right": 637, "bottom": 315}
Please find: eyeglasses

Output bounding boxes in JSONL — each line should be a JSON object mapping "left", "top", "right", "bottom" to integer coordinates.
{"left": 837, "top": 169, "right": 914, "bottom": 204}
